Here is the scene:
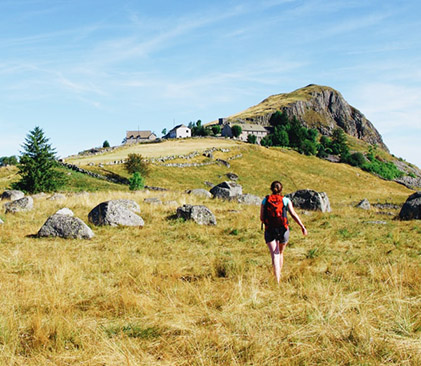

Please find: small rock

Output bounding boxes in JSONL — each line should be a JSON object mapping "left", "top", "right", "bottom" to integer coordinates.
{"left": 88, "top": 200, "right": 144, "bottom": 227}
{"left": 210, "top": 181, "right": 242, "bottom": 200}
{"left": 4, "top": 196, "right": 34, "bottom": 213}
{"left": 176, "top": 204, "right": 216, "bottom": 225}
{"left": 226, "top": 172, "right": 238, "bottom": 181}
{"left": 55, "top": 208, "right": 74, "bottom": 216}
{"left": 235, "top": 193, "right": 261, "bottom": 205}
{"left": 286, "top": 189, "right": 331, "bottom": 212}
{"left": 356, "top": 199, "right": 370, "bottom": 210}
{"left": 0, "top": 218, "right": 4, "bottom": 224}
{"left": 188, "top": 189, "right": 212, "bottom": 199}
{"left": 365, "top": 220, "right": 387, "bottom": 225}
{"left": 144, "top": 198, "right": 162, "bottom": 205}
{"left": 399, "top": 192, "right": 421, "bottom": 220}
{"left": 1, "top": 190, "right": 24, "bottom": 201}
{"left": 48, "top": 193, "right": 66, "bottom": 201}
{"left": 38, "top": 214, "right": 94, "bottom": 239}
{"left": 216, "top": 159, "right": 230, "bottom": 168}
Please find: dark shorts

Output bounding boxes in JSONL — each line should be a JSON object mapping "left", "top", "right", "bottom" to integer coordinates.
{"left": 265, "top": 228, "right": 290, "bottom": 244}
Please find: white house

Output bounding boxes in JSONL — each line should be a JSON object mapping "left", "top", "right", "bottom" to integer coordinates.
{"left": 125, "top": 130, "right": 157, "bottom": 144}
{"left": 165, "top": 124, "right": 191, "bottom": 139}
{"left": 221, "top": 123, "right": 269, "bottom": 143}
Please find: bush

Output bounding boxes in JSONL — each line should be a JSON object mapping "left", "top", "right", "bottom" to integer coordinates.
{"left": 361, "top": 159, "right": 404, "bottom": 180}
{"left": 0, "top": 155, "right": 18, "bottom": 166}
{"left": 129, "top": 172, "right": 145, "bottom": 190}
{"left": 346, "top": 152, "right": 366, "bottom": 167}
{"left": 247, "top": 134, "right": 257, "bottom": 144}
{"left": 125, "top": 153, "right": 149, "bottom": 176}
{"left": 102, "top": 140, "right": 110, "bottom": 148}
{"left": 299, "top": 139, "right": 318, "bottom": 156}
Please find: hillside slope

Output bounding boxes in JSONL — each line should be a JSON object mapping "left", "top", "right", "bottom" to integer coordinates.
{"left": 225, "top": 84, "right": 388, "bottom": 151}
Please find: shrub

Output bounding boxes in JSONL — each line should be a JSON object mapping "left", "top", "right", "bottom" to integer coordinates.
{"left": 125, "top": 153, "right": 149, "bottom": 176}
{"left": 102, "top": 140, "right": 110, "bottom": 148}
{"left": 129, "top": 172, "right": 145, "bottom": 190}
{"left": 247, "top": 134, "right": 257, "bottom": 144}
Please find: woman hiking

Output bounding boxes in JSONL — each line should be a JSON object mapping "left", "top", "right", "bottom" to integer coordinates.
{"left": 260, "top": 181, "right": 307, "bottom": 283}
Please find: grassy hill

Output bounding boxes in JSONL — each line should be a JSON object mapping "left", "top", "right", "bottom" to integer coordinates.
{"left": 0, "top": 139, "right": 420, "bottom": 365}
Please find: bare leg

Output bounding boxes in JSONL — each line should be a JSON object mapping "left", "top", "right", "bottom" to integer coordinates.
{"left": 278, "top": 242, "right": 288, "bottom": 275}
{"left": 266, "top": 240, "right": 281, "bottom": 283}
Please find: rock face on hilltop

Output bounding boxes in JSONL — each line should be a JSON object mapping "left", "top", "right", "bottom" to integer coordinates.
{"left": 227, "top": 84, "right": 388, "bottom": 151}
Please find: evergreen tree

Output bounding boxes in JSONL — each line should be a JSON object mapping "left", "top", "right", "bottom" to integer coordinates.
{"left": 103, "top": 140, "right": 110, "bottom": 148}
{"left": 12, "top": 126, "right": 66, "bottom": 193}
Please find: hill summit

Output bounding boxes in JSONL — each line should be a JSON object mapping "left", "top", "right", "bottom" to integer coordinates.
{"left": 225, "top": 84, "right": 388, "bottom": 151}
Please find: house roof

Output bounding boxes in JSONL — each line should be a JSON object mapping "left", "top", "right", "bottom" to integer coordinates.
{"left": 126, "top": 130, "right": 155, "bottom": 139}
{"left": 168, "top": 124, "right": 190, "bottom": 132}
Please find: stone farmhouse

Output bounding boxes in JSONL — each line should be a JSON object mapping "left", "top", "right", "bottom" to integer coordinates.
{"left": 125, "top": 130, "right": 157, "bottom": 144}
{"left": 165, "top": 124, "right": 191, "bottom": 139}
{"left": 220, "top": 121, "right": 269, "bottom": 143}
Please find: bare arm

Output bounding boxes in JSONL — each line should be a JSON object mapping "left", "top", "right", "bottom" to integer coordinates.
{"left": 260, "top": 204, "right": 265, "bottom": 223}
{"left": 288, "top": 201, "right": 308, "bottom": 236}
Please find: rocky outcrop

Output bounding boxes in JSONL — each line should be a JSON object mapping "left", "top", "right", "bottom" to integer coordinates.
{"left": 4, "top": 196, "right": 34, "bottom": 213}
{"left": 226, "top": 85, "right": 388, "bottom": 151}
{"left": 38, "top": 209, "right": 94, "bottom": 239}
{"left": 210, "top": 181, "right": 242, "bottom": 200}
{"left": 1, "top": 190, "right": 25, "bottom": 201}
{"left": 88, "top": 200, "right": 144, "bottom": 227}
{"left": 286, "top": 189, "right": 331, "bottom": 212}
{"left": 399, "top": 192, "right": 421, "bottom": 220}
{"left": 176, "top": 204, "right": 216, "bottom": 225}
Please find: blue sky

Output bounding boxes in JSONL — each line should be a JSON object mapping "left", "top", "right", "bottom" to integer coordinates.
{"left": 1, "top": 0, "right": 420, "bottom": 167}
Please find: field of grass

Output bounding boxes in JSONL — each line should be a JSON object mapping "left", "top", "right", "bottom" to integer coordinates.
{"left": 66, "top": 139, "right": 240, "bottom": 167}
{"left": 0, "top": 140, "right": 420, "bottom": 365}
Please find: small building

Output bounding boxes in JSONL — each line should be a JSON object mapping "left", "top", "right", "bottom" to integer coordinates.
{"left": 165, "top": 124, "right": 191, "bottom": 139}
{"left": 221, "top": 123, "right": 269, "bottom": 143}
{"left": 125, "top": 130, "right": 157, "bottom": 144}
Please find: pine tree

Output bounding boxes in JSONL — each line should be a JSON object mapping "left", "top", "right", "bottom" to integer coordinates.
{"left": 12, "top": 126, "right": 66, "bottom": 193}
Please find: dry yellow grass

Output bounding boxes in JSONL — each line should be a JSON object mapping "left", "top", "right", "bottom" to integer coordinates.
{"left": 0, "top": 142, "right": 420, "bottom": 365}
{"left": 66, "top": 139, "right": 240, "bottom": 166}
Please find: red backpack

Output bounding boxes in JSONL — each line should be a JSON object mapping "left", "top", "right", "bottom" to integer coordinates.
{"left": 263, "top": 194, "right": 289, "bottom": 231}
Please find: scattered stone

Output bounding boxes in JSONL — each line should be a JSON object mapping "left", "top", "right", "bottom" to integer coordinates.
{"left": 210, "top": 181, "right": 242, "bottom": 200}
{"left": 55, "top": 208, "right": 74, "bottom": 216}
{"left": 203, "top": 152, "right": 214, "bottom": 159}
{"left": 286, "top": 189, "right": 331, "bottom": 212}
{"left": 48, "top": 193, "right": 66, "bottom": 201}
{"left": 176, "top": 204, "right": 216, "bottom": 225}
{"left": 163, "top": 200, "right": 178, "bottom": 206}
{"left": 373, "top": 203, "right": 400, "bottom": 210}
{"left": 4, "top": 196, "right": 34, "bottom": 213}
{"left": 1, "top": 190, "right": 24, "bottom": 201}
{"left": 188, "top": 189, "right": 212, "bottom": 199}
{"left": 226, "top": 172, "right": 238, "bottom": 181}
{"left": 323, "top": 155, "right": 340, "bottom": 163}
{"left": 0, "top": 218, "right": 3, "bottom": 224}
{"left": 204, "top": 181, "right": 214, "bottom": 188}
{"left": 88, "top": 200, "right": 144, "bottom": 227}
{"left": 144, "top": 197, "right": 162, "bottom": 205}
{"left": 356, "top": 198, "right": 370, "bottom": 210}
{"left": 216, "top": 159, "right": 230, "bottom": 168}
{"left": 235, "top": 193, "right": 261, "bottom": 206}
{"left": 399, "top": 192, "right": 421, "bottom": 220}
{"left": 32, "top": 192, "right": 47, "bottom": 199}
{"left": 365, "top": 220, "right": 387, "bottom": 225}
{"left": 38, "top": 213, "right": 94, "bottom": 239}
